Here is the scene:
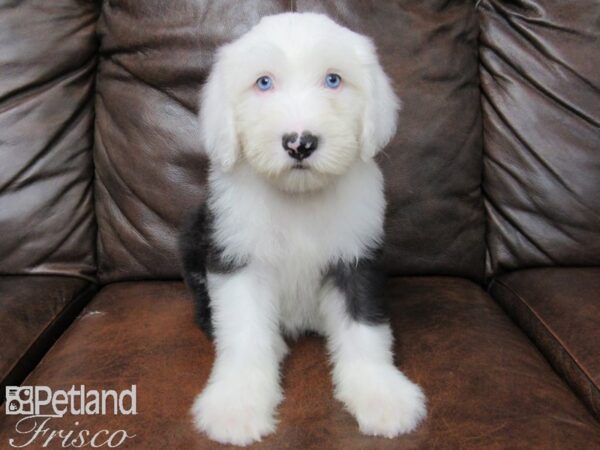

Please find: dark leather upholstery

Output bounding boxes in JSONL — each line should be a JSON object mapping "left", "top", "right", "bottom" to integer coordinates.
{"left": 0, "top": 276, "right": 94, "bottom": 403}
{"left": 479, "top": 0, "right": 600, "bottom": 277}
{"left": 1, "top": 279, "right": 599, "bottom": 449}
{"left": 94, "top": 0, "right": 485, "bottom": 283}
{"left": 1, "top": 0, "right": 599, "bottom": 448}
{"left": 490, "top": 268, "right": 600, "bottom": 419}
{"left": 0, "top": 0, "right": 98, "bottom": 278}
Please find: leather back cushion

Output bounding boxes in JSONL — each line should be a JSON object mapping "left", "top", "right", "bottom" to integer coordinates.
{"left": 480, "top": 0, "right": 600, "bottom": 276}
{"left": 95, "top": 0, "right": 485, "bottom": 282}
{"left": 0, "top": 1, "right": 98, "bottom": 279}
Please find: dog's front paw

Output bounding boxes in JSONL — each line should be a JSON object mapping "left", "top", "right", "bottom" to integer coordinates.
{"left": 336, "top": 364, "right": 426, "bottom": 438}
{"left": 191, "top": 377, "right": 282, "bottom": 446}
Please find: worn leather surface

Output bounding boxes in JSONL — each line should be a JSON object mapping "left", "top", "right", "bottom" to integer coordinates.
{"left": 1, "top": 278, "right": 598, "bottom": 449}
{"left": 0, "top": 276, "right": 92, "bottom": 401}
{"left": 490, "top": 268, "right": 600, "bottom": 419}
{"left": 0, "top": 0, "right": 99, "bottom": 278}
{"left": 94, "top": 0, "right": 485, "bottom": 283}
{"left": 479, "top": 0, "right": 600, "bottom": 277}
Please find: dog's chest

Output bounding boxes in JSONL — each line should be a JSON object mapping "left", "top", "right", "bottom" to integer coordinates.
{"left": 227, "top": 211, "right": 335, "bottom": 334}
{"left": 230, "top": 195, "right": 374, "bottom": 334}
{"left": 209, "top": 162, "right": 385, "bottom": 333}
{"left": 275, "top": 261, "right": 325, "bottom": 335}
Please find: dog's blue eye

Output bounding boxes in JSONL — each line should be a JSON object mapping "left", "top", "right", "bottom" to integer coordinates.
{"left": 256, "top": 76, "right": 273, "bottom": 91}
{"left": 325, "top": 73, "right": 341, "bottom": 89}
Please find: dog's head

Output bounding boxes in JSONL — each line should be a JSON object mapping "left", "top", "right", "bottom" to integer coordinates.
{"left": 200, "top": 13, "right": 399, "bottom": 192}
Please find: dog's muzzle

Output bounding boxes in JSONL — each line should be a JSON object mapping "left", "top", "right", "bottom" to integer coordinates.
{"left": 282, "top": 131, "right": 319, "bottom": 161}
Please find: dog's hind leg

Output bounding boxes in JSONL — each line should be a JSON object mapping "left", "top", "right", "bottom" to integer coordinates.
{"left": 179, "top": 205, "right": 214, "bottom": 337}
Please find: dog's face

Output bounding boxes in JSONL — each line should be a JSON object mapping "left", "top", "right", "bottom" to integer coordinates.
{"left": 200, "top": 13, "right": 399, "bottom": 193}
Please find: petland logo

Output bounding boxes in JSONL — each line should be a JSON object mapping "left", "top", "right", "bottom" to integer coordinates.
{"left": 5, "top": 385, "right": 137, "bottom": 448}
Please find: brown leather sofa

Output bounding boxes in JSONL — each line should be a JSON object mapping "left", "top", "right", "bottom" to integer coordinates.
{"left": 1, "top": 1, "right": 599, "bottom": 448}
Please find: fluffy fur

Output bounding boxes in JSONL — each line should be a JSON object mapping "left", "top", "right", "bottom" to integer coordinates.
{"left": 180, "top": 12, "right": 426, "bottom": 446}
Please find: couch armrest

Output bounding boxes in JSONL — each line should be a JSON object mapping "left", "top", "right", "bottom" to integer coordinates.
{"left": 0, "top": 276, "right": 96, "bottom": 403}
{"left": 490, "top": 267, "right": 600, "bottom": 419}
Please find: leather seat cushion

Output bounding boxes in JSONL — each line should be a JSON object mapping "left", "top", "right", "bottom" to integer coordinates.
{"left": 490, "top": 268, "right": 600, "bottom": 419}
{"left": 1, "top": 278, "right": 598, "bottom": 448}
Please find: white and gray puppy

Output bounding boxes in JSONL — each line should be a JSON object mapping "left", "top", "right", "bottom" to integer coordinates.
{"left": 180, "top": 12, "right": 426, "bottom": 446}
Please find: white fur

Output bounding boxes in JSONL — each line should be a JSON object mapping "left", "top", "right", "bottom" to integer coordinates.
{"left": 192, "top": 12, "right": 425, "bottom": 446}
{"left": 319, "top": 284, "right": 427, "bottom": 437}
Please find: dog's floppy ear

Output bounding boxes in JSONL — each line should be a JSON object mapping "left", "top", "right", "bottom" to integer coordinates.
{"left": 199, "top": 48, "right": 239, "bottom": 171}
{"left": 359, "top": 40, "right": 400, "bottom": 161}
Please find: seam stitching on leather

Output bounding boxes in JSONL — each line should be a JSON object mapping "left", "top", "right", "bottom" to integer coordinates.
{"left": 495, "top": 279, "right": 600, "bottom": 395}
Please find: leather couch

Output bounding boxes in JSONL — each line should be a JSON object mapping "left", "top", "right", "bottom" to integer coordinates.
{"left": 1, "top": 1, "right": 598, "bottom": 448}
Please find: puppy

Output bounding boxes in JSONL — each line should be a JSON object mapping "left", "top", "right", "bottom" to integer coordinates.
{"left": 180, "top": 12, "right": 426, "bottom": 446}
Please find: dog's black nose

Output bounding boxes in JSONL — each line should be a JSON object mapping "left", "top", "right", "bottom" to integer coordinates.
{"left": 282, "top": 131, "right": 319, "bottom": 161}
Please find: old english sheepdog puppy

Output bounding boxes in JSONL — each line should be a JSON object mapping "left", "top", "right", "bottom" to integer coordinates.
{"left": 180, "top": 12, "right": 426, "bottom": 446}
